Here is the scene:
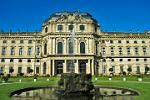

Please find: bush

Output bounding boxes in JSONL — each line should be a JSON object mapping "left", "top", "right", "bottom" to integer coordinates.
{"left": 17, "top": 73, "right": 24, "bottom": 77}
{"left": 2, "top": 74, "right": 10, "bottom": 82}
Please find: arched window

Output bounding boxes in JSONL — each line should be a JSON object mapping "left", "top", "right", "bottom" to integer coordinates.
{"left": 57, "top": 42, "right": 63, "bottom": 54}
{"left": 45, "top": 27, "right": 48, "bottom": 33}
{"left": 43, "top": 62, "right": 47, "bottom": 74}
{"left": 80, "top": 42, "right": 85, "bottom": 54}
{"left": 44, "top": 43, "right": 47, "bottom": 55}
{"left": 69, "top": 41, "right": 74, "bottom": 54}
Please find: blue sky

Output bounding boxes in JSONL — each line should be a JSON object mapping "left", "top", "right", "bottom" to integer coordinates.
{"left": 0, "top": 0, "right": 150, "bottom": 32}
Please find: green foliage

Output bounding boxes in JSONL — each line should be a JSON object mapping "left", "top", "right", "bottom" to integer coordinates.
{"left": 145, "top": 66, "right": 150, "bottom": 74}
{"left": 17, "top": 73, "right": 24, "bottom": 77}
{"left": 29, "top": 69, "right": 33, "bottom": 73}
{"left": 9, "top": 68, "right": 14, "bottom": 74}
{"left": 1, "top": 74, "right": 10, "bottom": 82}
{"left": 109, "top": 68, "right": 113, "bottom": 72}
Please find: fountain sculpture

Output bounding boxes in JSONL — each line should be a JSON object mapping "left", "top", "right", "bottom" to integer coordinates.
{"left": 56, "top": 73, "right": 96, "bottom": 98}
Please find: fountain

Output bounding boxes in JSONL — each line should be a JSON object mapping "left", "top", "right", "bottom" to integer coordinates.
{"left": 56, "top": 73, "right": 95, "bottom": 97}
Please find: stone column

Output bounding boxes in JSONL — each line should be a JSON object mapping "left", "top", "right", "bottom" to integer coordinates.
{"left": 47, "top": 60, "right": 50, "bottom": 75}
{"left": 64, "top": 38, "right": 67, "bottom": 54}
{"left": 52, "top": 60, "right": 55, "bottom": 75}
{"left": 75, "top": 60, "right": 79, "bottom": 73}
{"left": 63, "top": 60, "right": 67, "bottom": 73}
{"left": 91, "top": 59, "right": 94, "bottom": 75}
{"left": 48, "top": 39, "right": 51, "bottom": 54}
{"left": 86, "top": 59, "right": 91, "bottom": 74}
{"left": 52, "top": 38, "right": 56, "bottom": 54}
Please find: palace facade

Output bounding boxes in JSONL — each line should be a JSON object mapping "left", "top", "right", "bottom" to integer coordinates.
{"left": 0, "top": 11, "right": 150, "bottom": 76}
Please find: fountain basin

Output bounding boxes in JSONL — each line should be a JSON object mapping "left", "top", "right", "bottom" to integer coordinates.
{"left": 11, "top": 86, "right": 139, "bottom": 100}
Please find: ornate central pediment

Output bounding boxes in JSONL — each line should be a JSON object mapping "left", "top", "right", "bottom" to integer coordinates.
{"left": 56, "top": 13, "right": 84, "bottom": 23}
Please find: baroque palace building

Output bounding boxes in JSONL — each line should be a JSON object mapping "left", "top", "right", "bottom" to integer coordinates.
{"left": 0, "top": 11, "right": 150, "bottom": 76}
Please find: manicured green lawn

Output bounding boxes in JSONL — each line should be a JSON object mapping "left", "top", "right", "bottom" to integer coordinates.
{"left": 0, "top": 76, "right": 150, "bottom": 100}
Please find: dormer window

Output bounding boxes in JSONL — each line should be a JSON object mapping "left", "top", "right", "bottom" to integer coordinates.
{"left": 80, "top": 25, "right": 85, "bottom": 31}
{"left": 57, "top": 25, "right": 63, "bottom": 31}
{"left": 45, "top": 27, "right": 48, "bottom": 33}
{"left": 68, "top": 24, "right": 74, "bottom": 31}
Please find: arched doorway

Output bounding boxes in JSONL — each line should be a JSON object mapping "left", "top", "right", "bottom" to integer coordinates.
{"left": 79, "top": 61, "right": 86, "bottom": 73}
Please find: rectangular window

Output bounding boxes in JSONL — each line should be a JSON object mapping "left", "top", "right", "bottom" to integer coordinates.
{"left": 18, "top": 67, "right": 22, "bottom": 74}
{"left": 27, "top": 67, "right": 30, "bottom": 74}
{"left": 11, "top": 40, "right": 15, "bottom": 43}
{"left": 80, "top": 25, "right": 85, "bottom": 31}
{"left": 20, "top": 40, "right": 24, "bottom": 44}
{"left": 28, "top": 47, "right": 32, "bottom": 55}
{"left": 28, "top": 40, "right": 32, "bottom": 44}
{"left": 57, "top": 25, "right": 63, "bottom": 31}
{"left": 110, "top": 40, "right": 113, "bottom": 44}
{"left": 68, "top": 25, "right": 74, "bottom": 31}
{"left": 36, "top": 67, "right": 39, "bottom": 74}
{"left": 19, "top": 48, "right": 23, "bottom": 55}
{"left": 136, "top": 66, "right": 140, "bottom": 74}
{"left": 10, "top": 47, "right": 15, "bottom": 55}
{"left": 2, "top": 47, "right": 6, "bottom": 55}
{"left": 36, "top": 47, "right": 40, "bottom": 56}
{"left": 120, "top": 66, "right": 124, "bottom": 73}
